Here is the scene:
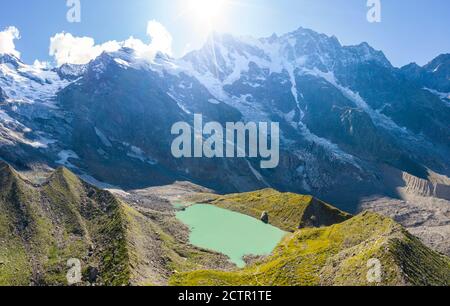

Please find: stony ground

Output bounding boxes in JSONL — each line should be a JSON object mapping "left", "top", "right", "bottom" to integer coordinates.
{"left": 360, "top": 195, "right": 450, "bottom": 256}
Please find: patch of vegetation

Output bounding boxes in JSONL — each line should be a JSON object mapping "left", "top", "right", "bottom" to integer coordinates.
{"left": 389, "top": 233, "right": 450, "bottom": 286}
{"left": 0, "top": 162, "right": 34, "bottom": 285}
{"left": 197, "top": 189, "right": 351, "bottom": 232}
{"left": 170, "top": 212, "right": 450, "bottom": 286}
{"left": 0, "top": 241, "right": 31, "bottom": 286}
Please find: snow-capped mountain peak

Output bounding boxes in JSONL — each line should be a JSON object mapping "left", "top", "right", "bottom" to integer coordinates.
{"left": 181, "top": 27, "right": 392, "bottom": 87}
{"left": 0, "top": 26, "right": 449, "bottom": 212}
{"left": 55, "top": 63, "right": 88, "bottom": 81}
{"left": 0, "top": 54, "right": 70, "bottom": 105}
{"left": 0, "top": 53, "right": 22, "bottom": 69}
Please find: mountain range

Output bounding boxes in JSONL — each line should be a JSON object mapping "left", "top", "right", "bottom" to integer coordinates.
{"left": 1, "top": 26, "right": 450, "bottom": 286}
{"left": 1, "top": 27, "right": 449, "bottom": 213}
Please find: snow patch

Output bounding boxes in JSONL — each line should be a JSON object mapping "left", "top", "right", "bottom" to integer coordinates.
{"left": 208, "top": 98, "right": 220, "bottom": 104}
{"left": 126, "top": 145, "right": 158, "bottom": 165}
{"left": 424, "top": 88, "right": 450, "bottom": 107}
{"left": 56, "top": 150, "right": 79, "bottom": 168}
{"left": 114, "top": 58, "right": 130, "bottom": 68}
{"left": 167, "top": 91, "right": 191, "bottom": 114}
{"left": 0, "top": 60, "right": 71, "bottom": 106}
{"left": 79, "top": 174, "right": 118, "bottom": 190}
{"left": 94, "top": 127, "right": 112, "bottom": 147}
{"left": 246, "top": 159, "right": 270, "bottom": 187}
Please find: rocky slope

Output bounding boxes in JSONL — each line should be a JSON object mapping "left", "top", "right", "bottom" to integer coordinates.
{"left": 361, "top": 196, "right": 450, "bottom": 257}
{"left": 359, "top": 167, "right": 450, "bottom": 256}
{"left": 401, "top": 53, "right": 450, "bottom": 94}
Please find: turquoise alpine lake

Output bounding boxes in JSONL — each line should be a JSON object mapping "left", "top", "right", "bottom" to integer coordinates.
{"left": 176, "top": 204, "right": 286, "bottom": 268}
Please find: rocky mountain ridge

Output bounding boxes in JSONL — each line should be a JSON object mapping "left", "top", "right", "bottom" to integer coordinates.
{"left": 0, "top": 26, "right": 449, "bottom": 213}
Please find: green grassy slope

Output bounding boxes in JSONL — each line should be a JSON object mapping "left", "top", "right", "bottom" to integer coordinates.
{"left": 193, "top": 189, "right": 352, "bottom": 232}
{"left": 0, "top": 162, "right": 34, "bottom": 285}
{"left": 170, "top": 212, "right": 450, "bottom": 286}
{"left": 0, "top": 162, "right": 132, "bottom": 285}
{"left": 0, "top": 162, "right": 231, "bottom": 286}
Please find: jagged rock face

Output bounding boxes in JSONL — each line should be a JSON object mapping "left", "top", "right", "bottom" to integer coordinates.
{"left": 55, "top": 63, "right": 87, "bottom": 81}
{"left": 0, "top": 54, "right": 21, "bottom": 68}
{"left": 55, "top": 51, "right": 250, "bottom": 189}
{"left": 0, "top": 28, "right": 449, "bottom": 212}
{"left": 401, "top": 53, "right": 450, "bottom": 93}
{"left": 338, "top": 61, "right": 450, "bottom": 147}
{"left": 402, "top": 172, "right": 450, "bottom": 201}
{"left": 179, "top": 28, "right": 450, "bottom": 205}
{"left": 423, "top": 54, "right": 450, "bottom": 92}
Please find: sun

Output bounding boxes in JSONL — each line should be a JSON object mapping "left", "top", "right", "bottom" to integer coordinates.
{"left": 187, "top": 0, "right": 227, "bottom": 24}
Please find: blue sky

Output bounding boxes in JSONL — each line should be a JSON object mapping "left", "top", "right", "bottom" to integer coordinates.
{"left": 0, "top": 0, "right": 449, "bottom": 67}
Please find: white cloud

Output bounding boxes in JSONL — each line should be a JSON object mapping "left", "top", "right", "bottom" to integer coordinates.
{"left": 146, "top": 20, "right": 173, "bottom": 56}
{"left": 49, "top": 33, "right": 121, "bottom": 66}
{"left": 49, "top": 20, "right": 173, "bottom": 66}
{"left": 120, "top": 20, "right": 173, "bottom": 62}
{"left": 0, "top": 26, "right": 21, "bottom": 58}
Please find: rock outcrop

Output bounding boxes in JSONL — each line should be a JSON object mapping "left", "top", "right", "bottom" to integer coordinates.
{"left": 403, "top": 172, "right": 450, "bottom": 201}
{"left": 260, "top": 211, "right": 269, "bottom": 224}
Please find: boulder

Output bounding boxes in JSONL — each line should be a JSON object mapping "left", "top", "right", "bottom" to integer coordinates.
{"left": 260, "top": 211, "right": 269, "bottom": 224}
{"left": 86, "top": 266, "right": 99, "bottom": 284}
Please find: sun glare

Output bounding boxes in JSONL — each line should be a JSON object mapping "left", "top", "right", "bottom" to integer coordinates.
{"left": 187, "top": 0, "right": 227, "bottom": 24}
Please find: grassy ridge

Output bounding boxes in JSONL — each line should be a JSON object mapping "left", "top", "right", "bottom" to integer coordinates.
{"left": 196, "top": 189, "right": 352, "bottom": 232}
{"left": 0, "top": 163, "right": 131, "bottom": 285}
